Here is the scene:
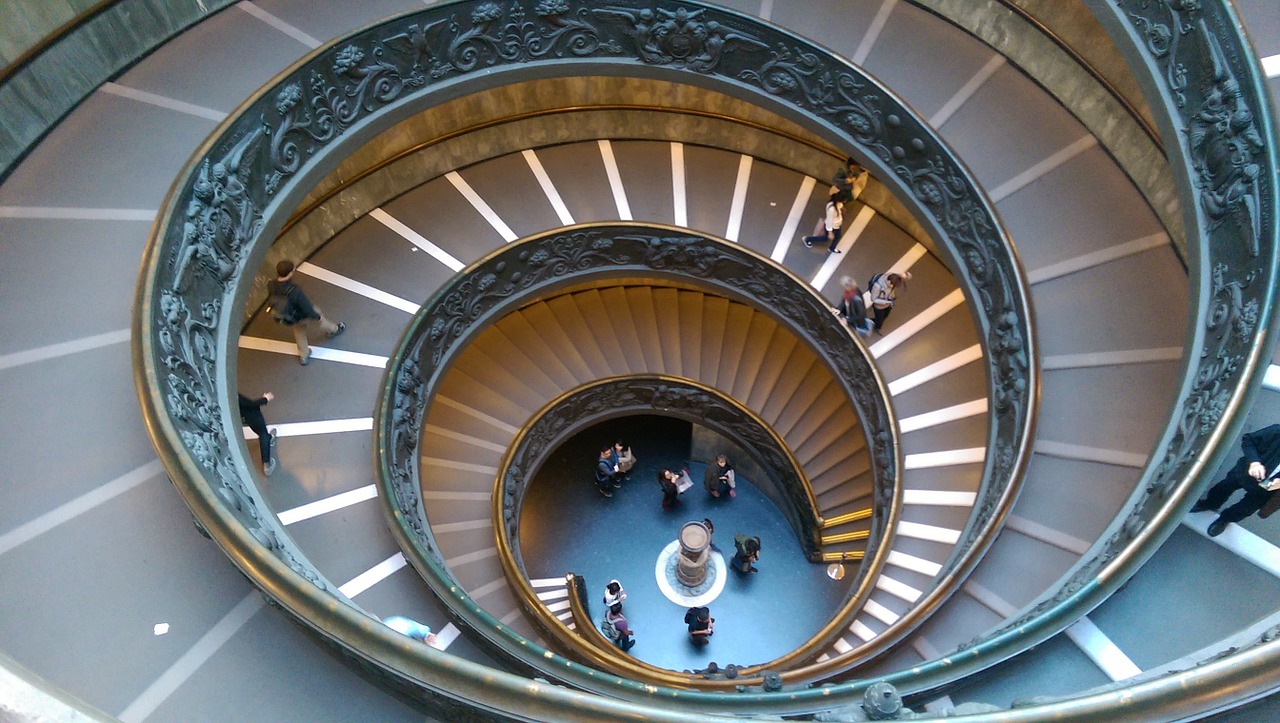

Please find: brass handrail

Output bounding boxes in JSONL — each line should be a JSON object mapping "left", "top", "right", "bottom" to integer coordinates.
{"left": 276, "top": 104, "right": 844, "bottom": 237}
{"left": 136, "top": 0, "right": 1042, "bottom": 715}
{"left": 378, "top": 226, "right": 901, "bottom": 693}
{"left": 491, "top": 375, "right": 853, "bottom": 688}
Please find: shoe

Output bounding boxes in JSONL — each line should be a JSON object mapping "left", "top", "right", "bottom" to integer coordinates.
{"left": 1207, "top": 518, "right": 1227, "bottom": 537}
{"left": 299, "top": 355, "right": 310, "bottom": 366}
{"left": 263, "top": 457, "right": 278, "bottom": 477}
{"left": 328, "top": 322, "right": 346, "bottom": 339}
{"left": 830, "top": 248, "right": 842, "bottom": 254}
{"left": 597, "top": 487, "right": 613, "bottom": 498}
{"left": 269, "top": 429, "right": 278, "bottom": 448}
{"left": 1182, "top": 496, "right": 1213, "bottom": 511}
{"left": 803, "top": 239, "right": 812, "bottom": 248}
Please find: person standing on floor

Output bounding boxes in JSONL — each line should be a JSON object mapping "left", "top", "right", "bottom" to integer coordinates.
{"left": 731, "top": 534, "right": 761, "bottom": 573}
{"left": 595, "top": 446, "right": 616, "bottom": 498}
{"left": 603, "top": 579, "right": 627, "bottom": 611}
{"left": 803, "top": 189, "right": 850, "bottom": 254}
{"left": 685, "top": 606, "right": 714, "bottom": 647}
{"left": 658, "top": 468, "right": 682, "bottom": 510}
{"left": 268, "top": 260, "right": 345, "bottom": 366}
{"left": 832, "top": 157, "right": 870, "bottom": 200}
{"left": 702, "top": 518, "right": 721, "bottom": 553}
{"left": 836, "top": 275, "right": 873, "bottom": 336}
{"left": 238, "top": 392, "right": 278, "bottom": 476}
{"left": 383, "top": 615, "right": 438, "bottom": 646}
{"left": 868, "top": 271, "right": 911, "bottom": 333}
{"left": 703, "top": 454, "right": 736, "bottom": 499}
{"left": 610, "top": 440, "right": 636, "bottom": 483}
{"left": 1192, "top": 424, "right": 1280, "bottom": 537}
{"left": 602, "top": 604, "right": 636, "bottom": 652}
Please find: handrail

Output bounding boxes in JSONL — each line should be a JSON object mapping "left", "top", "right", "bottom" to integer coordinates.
{"left": 993, "top": 0, "right": 1163, "bottom": 148}
{"left": 0, "top": 0, "right": 237, "bottom": 182}
{"left": 490, "top": 375, "right": 864, "bottom": 685}
{"left": 0, "top": 0, "right": 120, "bottom": 86}
{"left": 377, "top": 226, "right": 900, "bottom": 695}
{"left": 495, "top": 374, "right": 825, "bottom": 567}
{"left": 136, "top": 0, "right": 1034, "bottom": 716}
{"left": 276, "top": 104, "right": 845, "bottom": 237}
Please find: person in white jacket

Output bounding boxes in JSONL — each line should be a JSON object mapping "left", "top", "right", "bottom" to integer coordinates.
{"left": 803, "top": 188, "right": 852, "bottom": 253}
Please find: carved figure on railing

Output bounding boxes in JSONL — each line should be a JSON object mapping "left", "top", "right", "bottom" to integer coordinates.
{"left": 172, "top": 129, "right": 263, "bottom": 291}
{"left": 1188, "top": 30, "right": 1264, "bottom": 257}
{"left": 391, "top": 357, "right": 422, "bottom": 456}
{"left": 1155, "top": 263, "right": 1258, "bottom": 485}
{"left": 594, "top": 5, "right": 764, "bottom": 72}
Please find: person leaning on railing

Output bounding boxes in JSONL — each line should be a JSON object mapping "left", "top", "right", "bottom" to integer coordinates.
{"left": 1192, "top": 424, "right": 1280, "bottom": 537}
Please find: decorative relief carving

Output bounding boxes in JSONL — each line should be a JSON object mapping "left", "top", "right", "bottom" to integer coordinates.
{"left": 382, "top": 229, "right": 898, "bottom": 580}
{"left": 969, "top": 0, "right": 1275, "bottom": 650}
{"left": 140, "top": 0, "right": 1052, "bottom": 692}
{"left": 497, "top": 378, "right": 820, "bottom": 567}
{"left": 595, "top": 5, "right": 766, "bottom": 72}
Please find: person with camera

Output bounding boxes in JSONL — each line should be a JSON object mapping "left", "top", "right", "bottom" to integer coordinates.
{"left": 702, "top": 454, "right": 736, "bottom": 499}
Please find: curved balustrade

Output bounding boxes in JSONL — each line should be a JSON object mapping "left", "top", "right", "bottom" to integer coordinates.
{"left": 491, "top": 374, "right": 873, "bottom": 682}
{"left": 376, "top": 226, "right": 897, "bottom": 693}
{"left": 16, "top": 0, "right": 1274, "bottom": 716}
{"left": 862, "top": 0, "right": 1280, "bottom": 707}
{"left": 134, "top": 6, "right": 1035, "bottom": 709}
{"left": 132, "top": 1, "right": 1029, "bottom": 701}
{"left": 498, "top": 375, "right": 829, "bottom": 570}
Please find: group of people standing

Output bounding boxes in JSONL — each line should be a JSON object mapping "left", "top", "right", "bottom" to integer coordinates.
{"left": 800, "top": 158, "right": 912, "bottom": 336}
{"left": 594, "top": 440, "right": 637, "bottom": 497}
{"left": 655, "top": 453, "right": 737, "bottom": 510}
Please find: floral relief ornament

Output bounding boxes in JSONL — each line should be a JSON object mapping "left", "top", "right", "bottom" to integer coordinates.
{"left": 594, "top": 5, "right": 766, "bottom": 72}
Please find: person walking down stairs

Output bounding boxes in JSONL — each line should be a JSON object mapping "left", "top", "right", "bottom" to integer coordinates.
{"left": 267, "top": 260, "right": 346, "bottom": 366}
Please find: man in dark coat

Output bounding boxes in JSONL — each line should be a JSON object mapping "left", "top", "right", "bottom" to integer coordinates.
{"left": 268, "top": 260, "right": 345, "bottom": 365}
{"left": 1192, "top": 424, "right": 1280, "bottom": 536}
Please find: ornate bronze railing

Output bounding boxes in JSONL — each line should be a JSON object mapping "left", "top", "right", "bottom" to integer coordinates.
{"left": 496, "top": 375, "right": 826, "bottom": 571}
{"left": 134, "top": 0, "right": 1036, "bottom": 716}
{"left": 870, "top": 0, "right": 1280, "bottom": 708}
{"left": 376, "top": 227, "right": 898, "bottom": 692}
{"left": 0, "top": 0, "right": 237, "bottom": 181}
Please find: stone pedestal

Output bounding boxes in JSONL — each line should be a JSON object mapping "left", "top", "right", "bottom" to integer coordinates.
{"left": 677, "top": 521, "right": 711, "bottom": 587}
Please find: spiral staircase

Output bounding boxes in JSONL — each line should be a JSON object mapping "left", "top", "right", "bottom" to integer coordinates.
{"left": 1, "top": 0, "right": 1277, "bottom": 720}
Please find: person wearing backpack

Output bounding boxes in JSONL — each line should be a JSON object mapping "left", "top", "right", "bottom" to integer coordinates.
{"left": 267, "top": 260, "right": 345, "bottom": 365}
{"left": 601, "top": 604, "right": 635, "bottom": 652}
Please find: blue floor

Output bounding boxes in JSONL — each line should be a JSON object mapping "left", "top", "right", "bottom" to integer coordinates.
{"left": 519, "top": 416, "right": 853, "bottom": 672}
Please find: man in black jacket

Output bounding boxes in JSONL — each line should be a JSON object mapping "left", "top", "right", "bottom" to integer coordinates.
{"left": 1192, "top": 424, "right": 1280, "bottom": 536}
{"left": 238, "top": 392, "right": 277, "bottom": 476}
{"left": 268, "top": 260, "right": 345, "bottom": 365}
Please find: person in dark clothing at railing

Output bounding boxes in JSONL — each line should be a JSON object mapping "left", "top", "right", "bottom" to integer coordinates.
{"left": 238, "top": 392, "right": 277, "bottom": 476}
{"left": 1192, "top": 424, "right": 1280, "bottom": 537}
{"left": 594, "top": 446, "right": 616, "bottom": 498}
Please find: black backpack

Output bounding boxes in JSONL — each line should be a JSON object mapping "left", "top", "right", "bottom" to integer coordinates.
{"left": 267, "top": 287, "right": 299, "bottom": 325}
